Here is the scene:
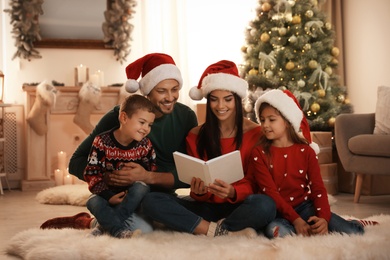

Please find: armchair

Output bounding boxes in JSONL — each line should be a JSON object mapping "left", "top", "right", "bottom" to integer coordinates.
{"left": 335, "top": 113, "right": 390, "bottom": 203}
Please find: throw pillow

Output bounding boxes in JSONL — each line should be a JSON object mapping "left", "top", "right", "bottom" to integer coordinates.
{"left": 374, "top": 86, "right": 390, "bottom": 134}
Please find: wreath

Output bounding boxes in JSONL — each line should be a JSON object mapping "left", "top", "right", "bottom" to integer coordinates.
{"left": 4, "top": 0, "right": 136, "bottom": 63}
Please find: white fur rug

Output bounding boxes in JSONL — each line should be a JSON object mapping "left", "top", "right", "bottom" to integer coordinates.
{"left": 5, "top": 214, "right": 390, "bottom": 260}
{"left": 35, "top": 184, "right": 91, "bottom": 206}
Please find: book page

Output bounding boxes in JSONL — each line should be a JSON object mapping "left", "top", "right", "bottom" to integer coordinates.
{"left": 173, "top": 151, "right": 244, "bottom": 185}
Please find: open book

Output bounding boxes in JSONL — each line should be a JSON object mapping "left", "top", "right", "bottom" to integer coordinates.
{"left": 173, "top": 150, "right": 244, "bottom": 185}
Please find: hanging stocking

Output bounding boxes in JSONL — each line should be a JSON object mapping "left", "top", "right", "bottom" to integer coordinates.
{"left": 26, "top": 80, "right": 57, "bottom": 136}
{"left": 73, "top": 82, "right": 101, "bottom": 134}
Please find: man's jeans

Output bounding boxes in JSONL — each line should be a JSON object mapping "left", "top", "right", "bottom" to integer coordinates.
{"left": 142, "top": 192, "right": 276, "bottom": 233}
{"left": 87, "top": 182, "right": 151, "bottom": 237}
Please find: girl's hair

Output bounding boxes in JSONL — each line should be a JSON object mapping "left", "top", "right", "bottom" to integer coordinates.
{"left": 257, "top": 102, "right": 308, "bottom": 156}
{"left": 196, "top": 92, "right": 243, "bottom": 160}
{"left": 120, "top": 94, "right": 156, "bottom": 118}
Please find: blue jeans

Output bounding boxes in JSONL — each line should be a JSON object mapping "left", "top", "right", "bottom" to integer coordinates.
{"left": 142, "top": 192, "right": 276, "bottom": 233}
{"left": 264, "top": 200, "right": 365, "bottom": 238}
{"left": 87, "top": 182, "right": 150, "bottom": 237}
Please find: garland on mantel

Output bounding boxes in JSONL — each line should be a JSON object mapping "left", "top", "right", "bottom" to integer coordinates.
{"left": 4, "top": 0, "right": 43, "bottom": 61}
{"left": 103, "top": 0, "right": 137, "bottom": 64}
{"left": 4, "top": 0, "right": 136, "bottom": 63}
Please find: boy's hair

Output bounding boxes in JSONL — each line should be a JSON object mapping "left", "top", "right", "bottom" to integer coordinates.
{"left": 120, "top": 94, "right": 156, "bottom": 118}
{"left": 257, "top": 102, "right": 308, "bottom": 156}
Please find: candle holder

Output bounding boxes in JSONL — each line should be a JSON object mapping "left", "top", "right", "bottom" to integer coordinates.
{"left": 74, "top": 64, "right": 89, "bottom": 86}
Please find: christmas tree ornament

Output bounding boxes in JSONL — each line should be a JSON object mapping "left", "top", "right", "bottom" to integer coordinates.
{"left": 265, "top": 70, "right": 274, "bottom": 78}
{"left": 260, "top": 32, "right": 270, "bottom": 42}
{"left": 325, "top": 22, "right": 332, "bottom": 30}
{"left": 317, "top": 89, "right": 326, "bottom": 97}
{"left": 248, "top": 69, "right": 259, "bottom": 76}
{"left": 262, "top": 2, "right": 272, "bottom": 12}
{"left": 308, "top": 60, "right": 318, "bottom": 69}
{"left": 328, "top": 117, "right": 336, "bottom": 127}
{"left": 325, "top": 67, "right": 333, "bottom": 75}
{"left": 311, "top": 102, "right": 320, "bottom": 113}
{"left": 285, "top": 61, "right": 295, "bottom": 70}
{"left": 303, "top": 43, "right": 312, "bottom": 51}
{"left": 344, "top": 98, "right": 350, "bottom": 104}
{"left": 278, "top": 27, "right": 287, "bottom": 36}
{"left": 337, "top": 94, "right": 345, "bottom": 103}
{"left": 305, "top": 10, "right": 314, "bottom": 18}
{"left": 288, "top": 35, "right": 297, "bottom": 43}
{"left": 297, "top": 79, "right": 306, "bottom": 88}
{"left": 292, "top": 15, "right": 301, "bottom": 24}
{"left": 331, "top": 47, "right": 340, "bottom": 57}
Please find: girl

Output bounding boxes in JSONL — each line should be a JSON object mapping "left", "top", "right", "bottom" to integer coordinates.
{"left": 248, "top": 89, "right": 378, "bottom": 238}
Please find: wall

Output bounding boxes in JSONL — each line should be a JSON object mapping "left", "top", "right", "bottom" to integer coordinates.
{"left": 342, "top": 0, "right": 390, "bottom": 113}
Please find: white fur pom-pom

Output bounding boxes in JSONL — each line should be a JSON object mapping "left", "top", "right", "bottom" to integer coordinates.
{"left": 189, "top": 86, "right": 203, "bottom": 100}
{"left": 310, "top": 142, "right": 320, "bottom": 155}
{"left": 125, "top": 79, "right": 140, "bottom": 93}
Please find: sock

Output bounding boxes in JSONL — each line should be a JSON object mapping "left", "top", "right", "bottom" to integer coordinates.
{"left": 207, "top": 221, "right": 218, "bottom": 237}
{"left": 27, "top": 81, "right": 57, "bottom": 136}
{"left": 272, "top": 226, "right": 280, "bottom": 238}
{"left": 40, "top": 212, "right": 92, "bottom": 230}
{"left": 73, "top": 82, "right": 101, "bottom": 134}
{"left": 356, "top": 219, "right": 379, "bottom": 227}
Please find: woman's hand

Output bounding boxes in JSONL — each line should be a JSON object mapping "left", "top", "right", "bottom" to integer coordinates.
{"left": 293, "top": 217, "right": 311, "bottom": 236}
{"left": 190, "top": 177, "right": 207, "bottom": 195}
{"left": 106, "top": 162, "right": 149, "bottom": 186}
{"left": 108, "top": 191, "right": 126, "bottom": 205}
{"left": 308, "top": 216, "right": 329, "bottom": 235}
{"left": 208, "top": 179, "right": 236, "bottom": 199}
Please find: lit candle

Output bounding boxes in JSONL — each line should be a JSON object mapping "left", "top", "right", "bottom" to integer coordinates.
{"left": 54, "top": 169, "right": 63, "bottom": 186}
{"left": 96, "top": 70, "right": 104, "bottom": 87}
{"left": 57, "top": 151, "right": 67, "bottom": 172}
{"left": 63, "top": 173, "right": 73, "bottom": 185}
{"left": 90, "top": 73, "right": 99, "bottom": 86}
{"left": 77, "top": 64, "right": 87, "bottom": 83}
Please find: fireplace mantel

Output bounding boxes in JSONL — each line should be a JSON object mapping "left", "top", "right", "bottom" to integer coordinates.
{"left": 22, "top": 85, "right": 121, "bottom": 190}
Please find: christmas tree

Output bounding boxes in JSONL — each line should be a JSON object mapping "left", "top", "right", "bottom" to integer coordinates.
{"left": 240, "top": 0, "right": 352, "bottom": 131}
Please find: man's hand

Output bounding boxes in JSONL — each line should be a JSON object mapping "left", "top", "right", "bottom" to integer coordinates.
{"left": 108, "top": 191, "right": 126, "bottom": 205}
{"left": 106, "top": 162, "right": 149, "bottom": 186}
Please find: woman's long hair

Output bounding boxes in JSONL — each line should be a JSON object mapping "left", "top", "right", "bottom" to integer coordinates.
{"left": 257, "top": 102, "right": 308, "bottom": 156}
{"left": 197, "top": 92, "right": 243, "bottom": 160}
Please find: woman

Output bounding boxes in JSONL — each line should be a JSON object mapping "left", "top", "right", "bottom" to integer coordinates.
{"left": 142, "top": 60, "right": 276, "bottom": 237}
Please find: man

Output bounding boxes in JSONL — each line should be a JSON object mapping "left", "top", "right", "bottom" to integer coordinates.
{"left": 41, "top": 53, "right": 198, "bottom": 233}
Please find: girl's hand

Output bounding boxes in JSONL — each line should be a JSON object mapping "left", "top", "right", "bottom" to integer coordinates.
{"left": 108, "top": 191, "right": 126, "bottom": 205}
{"left": 190, "top": 177, "right": 207, "bottom": 195}
{"left": 208, "top": 179, "right": 236, "bottom": 199}
{"left": 293, "top": 217, "right": 311, "bottom": 236}
{"left": 308, "top": 216, "right": 328, "bottom": 235}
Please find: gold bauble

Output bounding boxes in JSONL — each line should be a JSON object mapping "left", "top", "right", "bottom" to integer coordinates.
{"left": 260, "top": 32, "right": 270, "bottom": 42}
{"left": 262, "top": 2, "right": 271, "bottom": 12}
{"left": 344, "top": 98, "right": 350, "bottom": 104}
{"left": 292, "top": 15, "right": 301, "bottom": 24}
{"left": 308, "top": 60, "right": 318, "bottom": 69}
{"left": 248, "top": 69, "right": 258, "bottom": 76}
{"left": 328, "top": 117, "right": 336, "bottom": 127}
{"left": 285, "top": 61, "right": 295, "bottom": 70}
{"left": 337, "top": 94, "right": 345, "bottom": 103}
{"left": 317, "top": 89, "right": 326, "bottom": 97}
{"left": 331, "top": 47, "right": 340, "bottom": 57}
{"left": 331, "top": 58, "right": 339, "bottom": 65}
{"left": 241, "top": 46, "right": 248, "bottom": 53}
{"left": 278, "top": 27, "right": 287, "bottom": 36}
{"left": 324, "top": 67, "right": 333, "bottom": 75}
{"left": 311, "top": 102, "right": 320, "bottom": 113}
{"left": 305, "top": 10, "right": 314, "bottom": 18}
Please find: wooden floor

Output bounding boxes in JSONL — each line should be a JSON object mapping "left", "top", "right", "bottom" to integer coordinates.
{"left": 1, "top": 190, "right": 390, "bottom": 259}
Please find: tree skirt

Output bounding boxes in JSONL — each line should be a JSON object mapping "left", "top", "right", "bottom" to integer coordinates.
{"left": 5, "top": 214, "right": 390, "bottom": 260}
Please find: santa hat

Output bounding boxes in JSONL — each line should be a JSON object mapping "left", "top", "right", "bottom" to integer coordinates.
{"left": 125, "top": 53, "right": 183, "bottom": 95}
{"left": 254, "top": 89, "right": 320, "bottom": 154}
{"left": 189, "top": 60, "right": 248, "bottom": 100}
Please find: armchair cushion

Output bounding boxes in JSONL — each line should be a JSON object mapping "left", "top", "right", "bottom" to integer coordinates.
{"left": 349, "top": 134, "right": 390, "bottom": 157}
{"left": 374, "top": 86, "right": 390, "bottom": 135}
